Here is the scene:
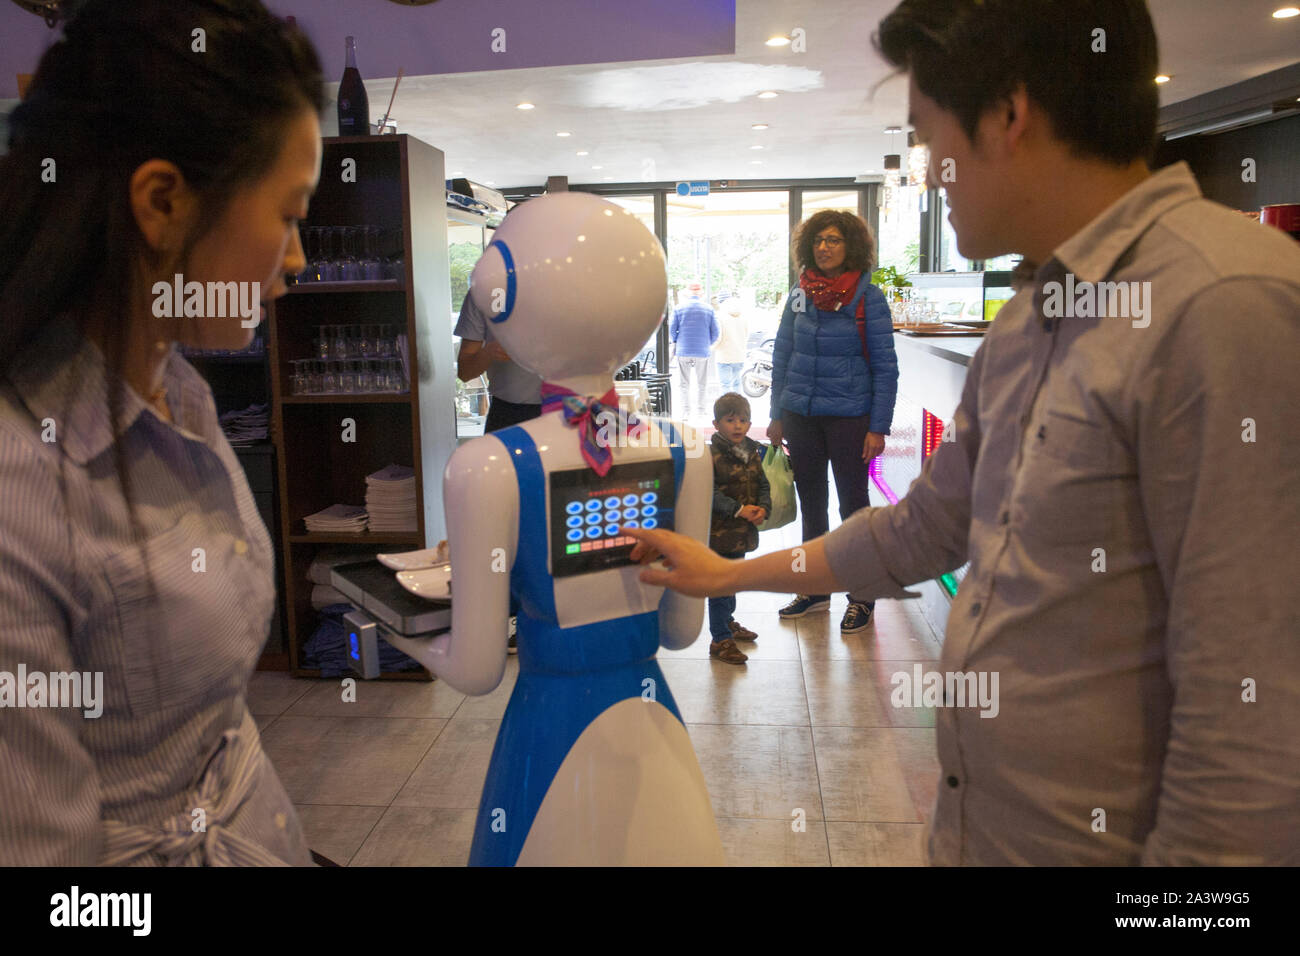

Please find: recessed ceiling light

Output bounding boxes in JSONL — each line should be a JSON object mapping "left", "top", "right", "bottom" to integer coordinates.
{"left": 1272, "top": 6, "right": 1299, "bottom": 18}
{"left": 765, "top": 36, "right": 791, "bottom": 47}
{"left": 576, "top": 150, "right": 589, "bottom": 156}
{"left": 451, "top": 170, "right": 464, "bottom": 175}
{"left": 556, "top": 131, "right": 571, "bottom": 137}
{"left": 752, "top": 123, "right": 769, "bottom": 130}
{"left": 603, "top": 176, "right": 614, "bottom": 180}
{"left": 592, "top": 165, "right": 603, "bottom": 170}
{"left": 516, "top": 102, "right": 535, "bottom": 110}
{"left": 485, "top": 181, "right": 495, "bottom": 185}
{"left": 1154, "top": 75, "right": 1172, "bottom": 84}
{"left": 750, "top": 145, "right": 763, "bottom": 150}
{"left": 751, "top": 160, "right": 763, "bottom": 165}
{"left": 758, "top": 91, "right": 778, "bottom": 99}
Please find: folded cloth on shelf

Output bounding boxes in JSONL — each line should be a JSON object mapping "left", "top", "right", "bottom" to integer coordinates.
{"left": 304, "top": 504, "right": 368, "bottom": 533}
{"left": 365, "top": 464, "right": 418, "bottom": 533}
{"left": 310, "top": 585, "right": 349, "bottom": 610}
{"left": 218, "top": 403, "right": 269, "bottom": 447}
{"left": 302, "top": 604, "right": 424, "bottom": 677}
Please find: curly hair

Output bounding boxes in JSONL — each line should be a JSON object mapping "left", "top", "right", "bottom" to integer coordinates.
{"left": 792, "top": 210, "right": 876, "bottom": 274}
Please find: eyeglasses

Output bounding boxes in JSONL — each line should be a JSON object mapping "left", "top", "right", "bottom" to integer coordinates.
{"left": 813, "top": 236, "right": 845, "bottom": 248}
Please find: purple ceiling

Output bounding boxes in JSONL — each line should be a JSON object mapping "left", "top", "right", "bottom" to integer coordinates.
{"left": 0, "top": 0, "right": 736, "bottom": 99}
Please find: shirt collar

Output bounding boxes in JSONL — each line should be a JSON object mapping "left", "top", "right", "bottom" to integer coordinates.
{"left": 6, "top": 314, "right": 216, "bottom": 465}
{"left": 1051, "top": 161, "right": 1203, "bottom": 284}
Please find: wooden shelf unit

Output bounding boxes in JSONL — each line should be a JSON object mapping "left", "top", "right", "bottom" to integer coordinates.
{"left": 267, "top": 134, "right": 455, "bottom": 678}
{"left": 182, "top": 344, "right": 288, "bottom": 664}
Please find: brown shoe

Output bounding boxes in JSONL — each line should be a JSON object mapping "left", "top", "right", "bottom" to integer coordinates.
{"left": 709, "top": 638, "right": 748, "bottom": 665}
{"left": 728, "top": 620, "right": 758, "bottom": 642}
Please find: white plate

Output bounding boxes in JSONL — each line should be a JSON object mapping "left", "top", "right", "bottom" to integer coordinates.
{"left": 378, "top": 548, "right": 446, "bottom": 571}
{"left": 396, "top": 566, "right": 452, "bottom": 602}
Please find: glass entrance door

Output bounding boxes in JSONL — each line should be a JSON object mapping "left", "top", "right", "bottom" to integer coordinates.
{"left": 665, "top": 190, "right": 789, "bottom": 431}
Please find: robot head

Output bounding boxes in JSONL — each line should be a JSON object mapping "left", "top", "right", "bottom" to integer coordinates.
{"left": 469, "top": 193, "right": 667, "bottom": 383}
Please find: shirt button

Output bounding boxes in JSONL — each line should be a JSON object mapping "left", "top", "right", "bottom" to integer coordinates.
{"left": 947, "top": 775, "right": 960, "bottom": 788}
{"left": 234, "top": 538, "right": 249, "bottom": 555}
{"left": 970, "top": 602, "right": 982, "bottom": 615}
{"left": 999, "top": 511, "right": 1010, "bottom": 525}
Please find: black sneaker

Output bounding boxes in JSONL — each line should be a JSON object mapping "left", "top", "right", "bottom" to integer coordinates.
{"left": 778, "top": 594, "right": 831, "bottom": 619}
{"left": 507, "top": 617, "right": 518, "bottom": 655}
{"left": 840, "top": 601, "right": 873, "bottom": 634}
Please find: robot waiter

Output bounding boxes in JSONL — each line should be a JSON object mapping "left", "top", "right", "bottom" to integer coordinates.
{"left": 411, "top": 193, "right": 724, "bottom": 865}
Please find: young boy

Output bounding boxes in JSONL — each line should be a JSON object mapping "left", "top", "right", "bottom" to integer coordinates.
{"left": 707, "top": 393, "right": 771, "bottom": 664}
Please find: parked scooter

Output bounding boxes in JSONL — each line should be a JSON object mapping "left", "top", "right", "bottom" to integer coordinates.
{"left": 741, "top": 338, "right": 774, "bottom": 398}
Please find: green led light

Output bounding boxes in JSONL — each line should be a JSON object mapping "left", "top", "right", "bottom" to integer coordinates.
{"left": 566, "top": 544, "right": 580, "bottom": 554}
{"left": 939, "top": 572, "right": 958, "bottom": 598}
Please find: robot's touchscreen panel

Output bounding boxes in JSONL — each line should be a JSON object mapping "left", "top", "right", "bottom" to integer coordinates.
{"left": 549, "top": 459, "right": 676, "bottom": 578}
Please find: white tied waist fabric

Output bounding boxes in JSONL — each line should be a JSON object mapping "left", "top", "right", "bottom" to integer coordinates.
{"left": 98, "top": 723, "right": 287, "bottom": 867}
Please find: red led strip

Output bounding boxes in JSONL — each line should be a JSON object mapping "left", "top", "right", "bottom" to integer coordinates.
{"left": 922, "top": 409, "right": 946, "bottom": 459}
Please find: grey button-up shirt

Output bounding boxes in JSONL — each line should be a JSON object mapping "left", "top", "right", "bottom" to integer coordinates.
{"left": 0, "top": 315, "right": 310, "bottom": 865}
{"left": 825, "top": 162, "right": 1300, "bottom": 865}
{"left": 454, "top": 291, "right": 543, "bottom": 405}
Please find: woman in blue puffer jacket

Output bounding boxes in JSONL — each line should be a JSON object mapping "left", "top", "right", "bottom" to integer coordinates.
{"left": 766, "top": 210, "right": 898, "bottom": 635}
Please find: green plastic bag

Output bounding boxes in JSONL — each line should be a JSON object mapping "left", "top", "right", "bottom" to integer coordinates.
{"left": 758, "top": 444, "right": 796, "bottom": 532}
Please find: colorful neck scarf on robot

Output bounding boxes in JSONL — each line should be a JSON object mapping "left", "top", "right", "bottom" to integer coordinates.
{"left": 540, "top": 383, "right": 647, "bottom": 476}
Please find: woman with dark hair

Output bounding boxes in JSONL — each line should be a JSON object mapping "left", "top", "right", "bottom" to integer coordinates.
{"left": 766, "top": 210, "right": 898, "bottom": 634}
{"left": 0, "top": 0, "right": 325, "bottom": 865}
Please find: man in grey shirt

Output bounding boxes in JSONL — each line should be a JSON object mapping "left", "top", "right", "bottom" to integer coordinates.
{"left": 628, "top": 0, "right": 1300, "bottom": 865}
{"left": 455, "top": 289, "right": 543, "bottom": 432}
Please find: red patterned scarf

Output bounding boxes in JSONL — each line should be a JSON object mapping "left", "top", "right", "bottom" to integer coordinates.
{"left": 800, "top": 266, "right": 871, "bottom": 358}
{"left": 799, "top": 266, "right": 866, "bottom": 319}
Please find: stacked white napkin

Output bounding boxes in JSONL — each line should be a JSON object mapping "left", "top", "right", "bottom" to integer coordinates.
{"left": 304, "top": 504, "right": 368, "bottom": 533}
{"left": 365, "top": 464, "right": 418, "bottom": 533}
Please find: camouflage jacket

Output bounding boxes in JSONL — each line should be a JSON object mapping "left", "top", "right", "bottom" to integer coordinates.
{"left": 710, "top": 433, "right": 772, "bottom": 555}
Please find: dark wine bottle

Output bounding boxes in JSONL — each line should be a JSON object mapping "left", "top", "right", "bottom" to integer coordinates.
{"left": 337, "top": 36, "right": 370, "bottom": 136}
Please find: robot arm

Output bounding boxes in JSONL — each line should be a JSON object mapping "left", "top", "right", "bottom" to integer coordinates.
{"left": 388, "top": 437, "right": 516, "bottom": 695}
{"left": 657, "top": 427, "right": 711, "bottom": 650}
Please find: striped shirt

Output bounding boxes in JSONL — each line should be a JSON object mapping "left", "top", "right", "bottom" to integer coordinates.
{"left": 0, "top": 314, "right": 310, "bottom": 866}
{"left": 824, "top": 162, "right": 1300, "bottom": 865}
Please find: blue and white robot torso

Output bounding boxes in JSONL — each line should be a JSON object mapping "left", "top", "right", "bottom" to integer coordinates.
{"left": 468, "top": 419, "right": 724, "bottom": 866}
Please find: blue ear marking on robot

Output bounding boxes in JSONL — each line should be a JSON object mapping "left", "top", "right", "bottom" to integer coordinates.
{"left": 487, "top": 239, "right": 518, "bottom": 325}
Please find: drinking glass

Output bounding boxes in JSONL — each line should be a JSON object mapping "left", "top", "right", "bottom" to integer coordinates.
{"left": 360, "top": 226, "right": 384, "bottom": 280}
{"left": 342, "top": 226, "right": 365, "bottom": 281}
{"left": 385, "top": 228, "right": 404, "bottom": 283}
{"left": 324, "top": 226, "right": 343, "bottom": 282}
{"left": 340, "top": 360, "right": 358, "bottom": 394}
{"left": 358, "top": 359, "right": 375, "bottom": 393}
{"left": 315, "top": 325, "right": 330, "bottom": 360}
{"left": 330, "top": 324, "right": 348, "bottom": 360}
{"left": 315, "top": 226, "right": 338, "bottom": 282}
{"left": 297, "top": 227, "right": 316, "bottom": 283}
{"left": 322, "top": 360, "right": 340, "bottom": 394}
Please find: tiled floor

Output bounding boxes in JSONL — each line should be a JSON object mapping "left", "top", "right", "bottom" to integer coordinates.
{"left": 251, "top": 512, "right": 946, "bottom": 866}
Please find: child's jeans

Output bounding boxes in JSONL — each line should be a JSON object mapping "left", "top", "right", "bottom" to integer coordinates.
{"left": 707, "top": 546, "right": 747, "bottom": 641}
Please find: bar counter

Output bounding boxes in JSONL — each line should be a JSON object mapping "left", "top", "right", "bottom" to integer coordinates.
{"left": 870, "top": 331, "right": 985, "bottom": 640}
